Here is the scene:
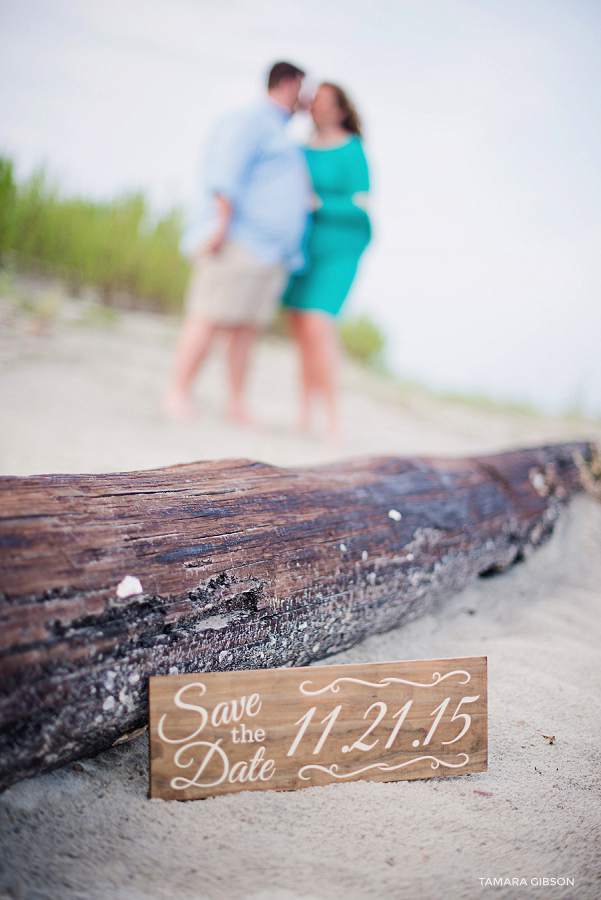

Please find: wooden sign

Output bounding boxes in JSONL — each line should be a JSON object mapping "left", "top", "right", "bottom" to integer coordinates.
{"left": 148, "top": 656, "right": 487, "bottom": 800}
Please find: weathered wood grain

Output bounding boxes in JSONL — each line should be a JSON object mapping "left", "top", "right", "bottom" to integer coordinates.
{"left": 0, "top": 442, "right": 593, "bottom": 790}
{"left": 148, "top": 657, "right": 487, "bottom": 800}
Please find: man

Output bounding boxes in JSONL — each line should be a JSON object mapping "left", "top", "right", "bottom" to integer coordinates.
{"left": 164, "top": 61, "right": 309, "bottom": 422}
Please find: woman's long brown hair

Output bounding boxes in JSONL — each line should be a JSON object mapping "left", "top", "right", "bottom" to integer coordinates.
{"left": 321, "top": 82, "right": 362, "bottom": 138}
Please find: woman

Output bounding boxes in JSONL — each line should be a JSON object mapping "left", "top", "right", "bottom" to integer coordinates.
{"left": 283, "top": 82, "right": 371, "bottom": 442}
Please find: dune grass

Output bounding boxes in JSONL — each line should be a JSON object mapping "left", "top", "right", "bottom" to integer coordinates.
{"left": 338, "top": 314, "right": 385, "bottom": 368}
{"left": 0, "top": 156, "right": 189, "bottom": 312}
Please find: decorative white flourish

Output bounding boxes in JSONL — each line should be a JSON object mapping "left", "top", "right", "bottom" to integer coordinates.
{"left": 298, "top": 754, "right": 470, "bottom": 781}
{"left": 299, "top": 670, "right": 471, "bottom": 696}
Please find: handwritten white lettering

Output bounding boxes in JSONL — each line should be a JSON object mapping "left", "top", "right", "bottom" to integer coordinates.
{"left": 345, "top": 701, "right": 387, "bottom": 753}
{"left": 171, "top": 739, "right": 228, "bottom": 789}
{"left": 170, "top": 740, "right": 276, "bottom": 789}
{"left": 158, "top": 683, "right": 207, "bottom": 745}
{"left": 211, "top": 693, "right": 262, "bottom": 727}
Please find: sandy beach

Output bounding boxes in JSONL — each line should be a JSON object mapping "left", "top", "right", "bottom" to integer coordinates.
{"left": 0, "top": 286, "right": 600, "bottom": 900}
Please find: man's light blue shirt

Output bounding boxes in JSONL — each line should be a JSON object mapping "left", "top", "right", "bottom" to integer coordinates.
{"left": 181, "top": 99, "right": 309, "bottom": 272}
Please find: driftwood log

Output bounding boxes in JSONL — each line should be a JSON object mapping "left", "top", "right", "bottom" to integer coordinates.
{"left": 0, "top": 442, "right": 594, "bottom": 790}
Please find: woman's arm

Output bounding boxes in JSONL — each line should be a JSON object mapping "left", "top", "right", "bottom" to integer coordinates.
{"left": 315, "top": 140, "right": 370, "bottom": 223}
{"left": 349, "top": 140, "right": 370, "bottom": 213}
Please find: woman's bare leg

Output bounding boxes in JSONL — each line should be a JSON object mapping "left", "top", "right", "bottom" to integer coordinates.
{"left": 287, "top": 309, "right": 313, "bottom": 432}
{"left": 307, "top": 312, "right": 341, "bottom": 442}
{"left": 295, "top": 311, "right": 341, "bottom": 443}
{"left": 163, "top": 317, "right": 218, "bottom": 419}
{"left": 225, "top": 324, "right": 257, "bottom": 424}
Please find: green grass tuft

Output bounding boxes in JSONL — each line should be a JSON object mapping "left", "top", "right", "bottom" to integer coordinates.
{"left": 0, "top": 156, "right": 189, "bottom": 312}
{"left": 338, "top": 314, "right": 386, "bottom": 367}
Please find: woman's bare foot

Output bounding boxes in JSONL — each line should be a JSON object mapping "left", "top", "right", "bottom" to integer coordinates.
{"left": 162, "top": 391, "right": 197, "bottom": 421}
{"left": 324, "top": 421, "right": 343, "bottom": 447}
{"left": 225, "top": 403, "right": 256, "bottom": 427}
{"left": 291, "top": 415, "right": 311, "bottom": 437}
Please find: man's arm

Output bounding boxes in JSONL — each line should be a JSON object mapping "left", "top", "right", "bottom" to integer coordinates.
{"left": 206, "top": 194, "right": 232, "bottom": 254}
{"left": 202, "top": 109, "right": 262, "bottom": 254}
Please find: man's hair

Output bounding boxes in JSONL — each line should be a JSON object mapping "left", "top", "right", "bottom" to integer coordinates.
{"left": 268, "top": 61, "right": 305, "bottom": 90}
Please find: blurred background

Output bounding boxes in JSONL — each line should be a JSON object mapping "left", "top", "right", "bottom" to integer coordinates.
{"left": 1, "top": 0, "right": 600, "bottom": 416}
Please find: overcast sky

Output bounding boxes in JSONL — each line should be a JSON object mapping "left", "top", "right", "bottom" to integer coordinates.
{"left": 1, "top": 0, "right": 600, "bottom": 414}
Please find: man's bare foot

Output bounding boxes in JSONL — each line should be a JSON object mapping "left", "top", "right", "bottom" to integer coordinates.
{"left": 162, "top": 392, "right": 197, "bottom": 421}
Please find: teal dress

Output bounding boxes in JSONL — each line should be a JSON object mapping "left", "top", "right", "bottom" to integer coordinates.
{"left": 283, "top": 135, "right": 371, "bottom": 316}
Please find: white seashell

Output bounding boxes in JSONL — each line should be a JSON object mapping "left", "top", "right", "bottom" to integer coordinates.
{"left": 116, "top": 575, "right": 143, "bottom": 599}
{"left": 530, "top": 472, "right": 549, "bottom": 496}
{"left": 388, "top": 509, "right": 402, "bottom": 521}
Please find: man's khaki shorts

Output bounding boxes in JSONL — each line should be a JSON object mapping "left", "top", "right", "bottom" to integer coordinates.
{"left": 184, "top": 241, "right": 286, "bottom": 328}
